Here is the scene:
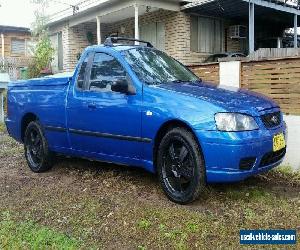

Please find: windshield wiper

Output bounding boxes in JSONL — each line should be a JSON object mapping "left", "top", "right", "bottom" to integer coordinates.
{"left": 169, "top": 80, "right": 186, "bottom": 84}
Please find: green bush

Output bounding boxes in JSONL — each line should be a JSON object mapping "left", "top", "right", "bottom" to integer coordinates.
{"left": 0, "top": 123, "right": 5, "bottom": 133}
{"left": 28, "top": 36, "right": 54, "bottom": 79}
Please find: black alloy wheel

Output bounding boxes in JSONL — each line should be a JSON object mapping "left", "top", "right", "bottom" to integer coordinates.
{"left": 157, "top": 127, "right": 206, "bottom": 204}
{"left": 24, "top": 121, "right": 54, "bottom": 173}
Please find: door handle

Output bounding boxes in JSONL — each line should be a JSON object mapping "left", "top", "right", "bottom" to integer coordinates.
{"left": 87, "top": 103, "right": 97, "bottom": 109}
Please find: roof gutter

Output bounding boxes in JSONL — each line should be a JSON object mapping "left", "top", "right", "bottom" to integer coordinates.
{"left": 181, "top": 0, "right": 300, "bottom": 15}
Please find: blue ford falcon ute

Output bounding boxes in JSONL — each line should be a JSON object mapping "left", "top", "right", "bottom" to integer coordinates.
{"left": 5, "top": 37, "right": 287, "bottom": 204}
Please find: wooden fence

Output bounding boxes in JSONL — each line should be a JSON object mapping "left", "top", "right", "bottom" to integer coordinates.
{"left": 188, "top": 57, "right": 300, "bottom": 115}
{"left": 0, "top": 57, "right": 32, "bottom": 80}
{"left": 189, "top": 63, "right": 219, "bottom": 84}
{"left": 241, "top": 58, "right": 300, "bottom": 115}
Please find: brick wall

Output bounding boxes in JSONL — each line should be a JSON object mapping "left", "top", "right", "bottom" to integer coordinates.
{"left": 101, "top": 10, "right": 208, "bottom": 65}
{"left": 50, "top": 22, "right": 99, "bottom": 72}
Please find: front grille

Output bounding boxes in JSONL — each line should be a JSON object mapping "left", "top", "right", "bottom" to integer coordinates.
{"left": 261, "top": 112, "right": 281, "bottom": 128}
{"left": 259, "top": 148, "right": 286, "bottom": 167}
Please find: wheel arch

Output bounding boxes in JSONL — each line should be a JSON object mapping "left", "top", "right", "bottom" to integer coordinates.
{"left": 21, "top": 112, "right": 38, "bottom": 142}
{"left": 153, "top": 119, "right": 204, "bottom": 172}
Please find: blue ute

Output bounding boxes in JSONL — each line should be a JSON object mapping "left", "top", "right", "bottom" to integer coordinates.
{"left": 5, "top": 37, "right": 287, "bottom": 204}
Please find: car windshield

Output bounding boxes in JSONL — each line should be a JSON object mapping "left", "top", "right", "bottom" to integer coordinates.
{"left": 123, "top": 47, "right": 199, "bottom": 85}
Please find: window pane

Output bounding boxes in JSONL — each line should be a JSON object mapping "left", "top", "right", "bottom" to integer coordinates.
{"left": 89, "top": 53, "right": 127, "bottom": 92}
{"left": 195, "top": 17, "right": 224, "bottom": 53}
{"left": 77, "top": 54, "right": 89, "bottom": 89}
{"left": 140, "top": 22, "right": 166, "bottom": 51}
{"left": 156, "top": 22, "right": 166, "bottom": 51}
{"left": 11, "top": 39, "right": 25, "bottom": 54}
{"left": 199, "top": 17, "right": 214, "bottom": 53}
{"left": 190, "top": 16, "right": 198, "bottom": 52}
{"left": 214, "top": 20, "right": 223, "bottom": 52}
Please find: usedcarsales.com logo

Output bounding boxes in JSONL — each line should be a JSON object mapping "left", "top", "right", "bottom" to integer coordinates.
{"left": 240, "top": 230, "right": 297, "bottom": 245}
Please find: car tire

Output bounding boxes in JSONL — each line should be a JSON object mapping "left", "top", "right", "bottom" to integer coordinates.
{"left": 24, "top": 121, "right": 54, "bottom": 173}
{"left": 157, "top": 127, "right": 206, "bottom": 204}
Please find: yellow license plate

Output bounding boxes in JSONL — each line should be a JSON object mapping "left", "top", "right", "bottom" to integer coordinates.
{"left": 273, "top": 133, "right": 286, "bottom": 152}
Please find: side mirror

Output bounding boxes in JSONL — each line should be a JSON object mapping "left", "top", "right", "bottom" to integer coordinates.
{"left": 111, "top": 79, "right": 136, "bottom": 95}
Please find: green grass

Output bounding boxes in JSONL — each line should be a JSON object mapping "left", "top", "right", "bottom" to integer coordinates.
{"left": 0, "top": 123, "right": 6, "bottom": 133}
{"left": 270, "top": 165, "right": 300, "bottom": 185}
{"left": 276, "top": 165, "right": 299, "bottom": 175}
{"left": 0, "top": 212, "right": 80, "bottom": 249}
{"left": 0, "top": 133, "right": 299, "bottom": 249}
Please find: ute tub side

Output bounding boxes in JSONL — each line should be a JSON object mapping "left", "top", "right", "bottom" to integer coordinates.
{"left": 5, "top": 76, "right": 71, "bottom": 147}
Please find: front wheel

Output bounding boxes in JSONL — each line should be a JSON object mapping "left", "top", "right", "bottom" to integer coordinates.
{"left": 157, "top": 127, "right": 206, "bottom": 204}
{"left": 24, "top": 121, "right": 54, "bottom": 173}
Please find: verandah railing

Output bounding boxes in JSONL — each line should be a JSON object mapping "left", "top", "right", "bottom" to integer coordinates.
{"left": 0, "top": 57, "right": 32, "bottom": 81}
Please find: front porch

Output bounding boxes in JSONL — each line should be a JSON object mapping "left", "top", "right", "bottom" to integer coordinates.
{"left": 49, "top": 0, "right": 197, "bottom": 72}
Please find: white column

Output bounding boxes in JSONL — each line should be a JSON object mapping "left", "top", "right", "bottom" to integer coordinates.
{"left": 277, "top": 37, "right": 281, "bottom": 48}
{"left": 96, "top": 16, "right": 101, "bottom": 45}
{"left": 134, "top": 4, "right": 139, "bottom": 44}
{"left": 1, "top": 34, "right": 4, "bottom": 59}
{"left": 249, "top": 2, "right": 255, "bottom": 53}
{"left": 294, "top": 14, "right": 298, "bottom": 48}
{"left": 220, "top": 61, "right": 241, "bottom": 88}
{"left": 0, "top": 91, "right": 4, "bottom": 123}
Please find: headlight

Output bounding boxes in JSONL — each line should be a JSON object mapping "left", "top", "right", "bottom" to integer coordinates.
{"left": 215, "top": 113, "right": 258, "bottom": 131}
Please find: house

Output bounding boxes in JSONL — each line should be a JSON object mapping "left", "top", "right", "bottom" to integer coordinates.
{"left": 0, "top": 25, "right": 32, "bottom": 59}
{"left": 47, "top": 0, "right": 300, "bottom": 73}
{"left": 0, "top": 25, "right": 33, "bottom": 80}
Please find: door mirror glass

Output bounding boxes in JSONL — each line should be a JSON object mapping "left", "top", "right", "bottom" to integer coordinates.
{"left": 111, "top": 77, "right": 136, "bottom": 95}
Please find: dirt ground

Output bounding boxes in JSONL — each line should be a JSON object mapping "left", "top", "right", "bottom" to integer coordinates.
{"left": 0, "top": 130, "right": 299, "bottom": 249}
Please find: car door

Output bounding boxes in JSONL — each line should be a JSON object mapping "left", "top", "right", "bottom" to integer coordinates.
{"left": 67, "top": 51, "right": 143, "bottom": 160}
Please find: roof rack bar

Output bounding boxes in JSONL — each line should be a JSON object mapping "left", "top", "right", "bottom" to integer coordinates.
{"left": 104, "top": 37, "right": 153, "bottom": 48}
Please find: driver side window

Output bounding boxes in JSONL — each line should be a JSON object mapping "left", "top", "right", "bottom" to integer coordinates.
{"left": 89, "top": 53, "right": 127, "bottom": 92}
{"left": 77, "top": 53, "right": 90, "bottom": 90}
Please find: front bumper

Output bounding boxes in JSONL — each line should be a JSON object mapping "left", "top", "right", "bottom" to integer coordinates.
{"left": 196, "top": 124, "right": 287, "bottom": 183}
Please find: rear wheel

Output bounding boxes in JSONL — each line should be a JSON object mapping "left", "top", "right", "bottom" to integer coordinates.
{"left": 24, "top": 121, "right": 54, "bottom": 173}
{"left": 157, "top": 127, "right": 206, "bottom": 204}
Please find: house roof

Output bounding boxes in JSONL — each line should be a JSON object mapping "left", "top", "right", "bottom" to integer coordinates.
{"left": 0, "top": 25, "right": 31, "bottom": 34}
{"left": 48, "top": 0, "right": 191, "bottom": 27}
{"left": 182, "top": 0, "right": 300, "bottom": 27}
